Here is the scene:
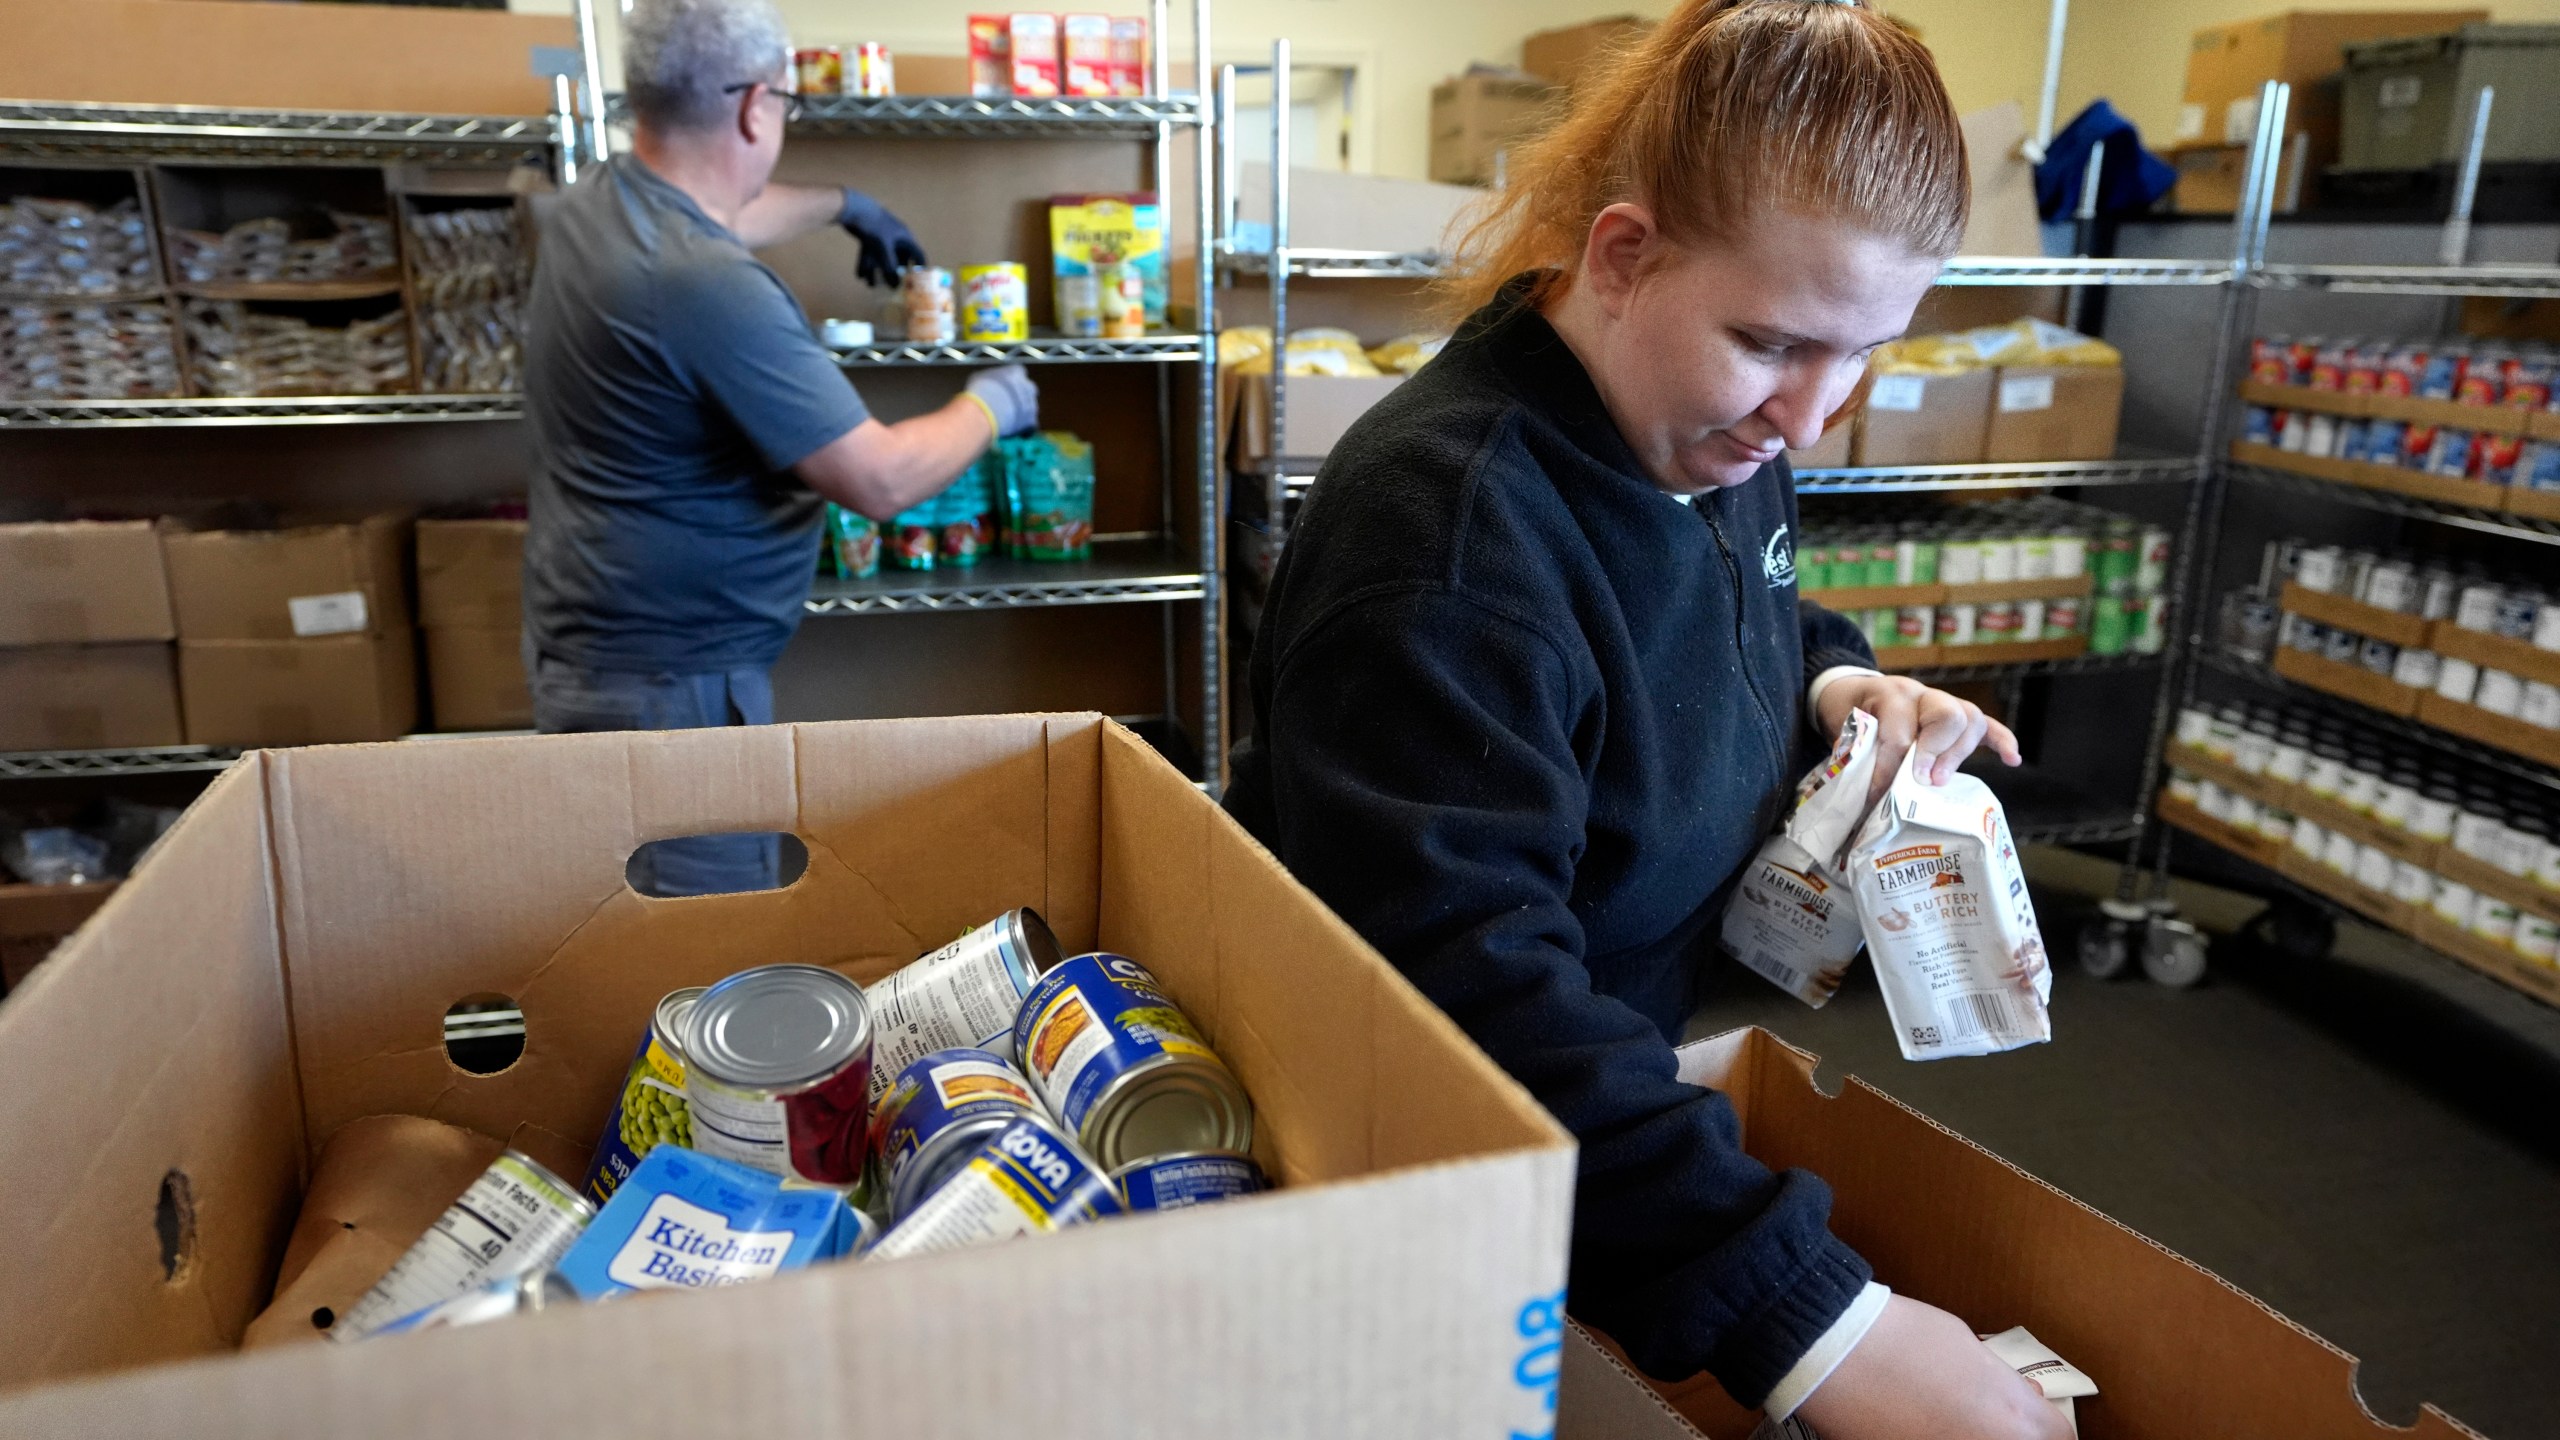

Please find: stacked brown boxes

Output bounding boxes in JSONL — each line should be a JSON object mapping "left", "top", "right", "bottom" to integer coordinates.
{"left": 1429, "top": 73, "right": 1556, "bottom": 187}
{"left": 415, "top": 517, "right": 530, "bottom": 731}
{"left": 161, "top": 514, "right": 418, "bottom": 747}
{"left": 0, "top": 521, "right": 183, "bottom": 752}
{"left": 1522, "top": 16, "right": 1652, "bottom": 91}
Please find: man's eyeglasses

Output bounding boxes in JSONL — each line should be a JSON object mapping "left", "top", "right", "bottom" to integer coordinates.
{"left": 721, "top": 80, "right": 805, "bottom": 122}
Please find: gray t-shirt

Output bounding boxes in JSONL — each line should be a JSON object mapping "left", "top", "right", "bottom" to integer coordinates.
{"left": 523, "top": 155, "right": 866, "bottom": 673}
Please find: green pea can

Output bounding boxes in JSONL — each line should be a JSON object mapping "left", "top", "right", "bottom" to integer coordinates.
{"left": 2093, "top": 527, "right": 2139, "bottom": 597}
{"left": 2091, "top": 595, "right": 2132, "bottom": 654}
{"left": 581, "top": 987, "right": 705, "bottom": 1205}
{"left": 1864, "top": 542, "right": 1897, "bottom": 588}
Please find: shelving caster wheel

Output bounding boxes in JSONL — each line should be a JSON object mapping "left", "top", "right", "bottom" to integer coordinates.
{"left": 2077, "top": 899, "right": 2146, "bottom": 979}
{"left": 2142, "top": 913, "right": 2209, "bottom": 989}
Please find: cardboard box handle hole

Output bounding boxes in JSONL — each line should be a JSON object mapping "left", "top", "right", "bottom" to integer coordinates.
{"left": 155, "top": 1170, "right": 195, "bottom": 1283}
{"left": 623, "top": 832, "right": 809, "bottom": 899}
{"left": 443, "top": 993, "right": 526, "bottom": 1076}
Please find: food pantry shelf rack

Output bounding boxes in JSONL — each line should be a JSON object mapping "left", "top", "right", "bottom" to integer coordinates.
{"left": 2252, "top": 262, "right": 2560, "bottom": 300}
{"left": 0, "top": 395, "right": 527, "bottom": 429}
{"left": 2196, "top": 650, "right": 2560, "bottom": 795}
{"left": 1794, "top": 455, "right": 2199, "bottom": 494}
{"left": 804, "top": 543, "right": 1206, "bottom": 614}
{"left": 2225, "top": 460, "right": 2560, "bottom": 547}
{"left": 830, "top": 334, "right": 1205, "bottom": 368}
{"left": 604, "top": 92, "right": 1206, "bottom": 138}
{"left": 0, "top": 746, "right": 242, "bottom": 781}
{"left": 0, "top": 101, "right": 561, "bottom": 163}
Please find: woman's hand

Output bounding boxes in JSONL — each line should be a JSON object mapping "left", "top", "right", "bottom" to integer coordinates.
{"left": 1815, "top": 673, "right": 2020, "bottom": 803}
{"left": 1793, "top": 1295, "right": 2070, "bottom": 1440}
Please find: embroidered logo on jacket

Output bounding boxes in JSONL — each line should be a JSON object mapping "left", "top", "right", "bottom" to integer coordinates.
{"left": 1763, "top": 525, "right": 1796, "bottom": 588}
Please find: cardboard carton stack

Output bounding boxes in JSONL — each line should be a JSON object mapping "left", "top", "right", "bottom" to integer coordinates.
{"left": 1846, "top": 319, "right": 2125, "bottom": 468}
{"left": 2168, "top": 9, "right": 2487, "bottom": 213}
{"left": 162, "top": 513, "right": 419, "bottom": 747}
{"left": 1522, "top": 16, "right": 1652, "bottom": 91}
{"left": 1429, "top": 70, "right": 1556, "bottom": 187}
{"left": 415, "top": 515, "right": 531, "bottom": 731}
{"left": 0, "top": 520, "right": 183, "bottom": 752}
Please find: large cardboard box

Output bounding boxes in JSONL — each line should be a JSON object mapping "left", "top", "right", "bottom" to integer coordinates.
{"left": 1853, "top": 369, "right": 1993, "bottom": 467}
{"left": 423, "top": 626, "right": 531, "bottom": 732}
{"left": 414, "top": 517, "right": 524, "bottom": 631}
{"left": 1230, "top": 163, "right": 1479, "bottom": 258}
{"left": 0, "top": 716, "right": 1575, "bottom": 1434}
{"left": 1984, "top": 366, "right": 2124, "bottom": 463}
{"left": 0, "top": 521, "right": 175, "bottom": 647}
{"left": 162, "top": 513, "right": 413, "bottom": 642}
{"left": 178, "top": 634, "right": 418, "bottom": 747}
{"left": 1430, "top": 73, "right": 1556, "bottom": 187}
{"left": 2341, "top": 23, "right": 2560, "bottom": 169}
{"left": 0, "top": 643, "right": 183, "bottom": 751}
{"left": 1523, "top": 16, "right": 1652, "bottom": 90}
{"left": 2172, "top": 10, "right": 2487, "bottom": 186}
{"left": 1228, "top": 370, "right": 1407, "bottom": 468}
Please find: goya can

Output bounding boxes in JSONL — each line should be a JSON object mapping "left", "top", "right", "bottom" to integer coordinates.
{"left": 902, "top": 265, "right": 955, "bottom": 345}
{"left": 867, "top": 1113, "right": 1121, "bottom": 1261}
{"left": 873, "top": 1046, "right": 1046, "bottom": 1221}
{"left": 959, "top": 262, "right": 1030, "bottom": 343}
{"left": 581, "top": 985, "right": 704, "bottom": 1205}
{"left": 683, "top": 964, "right": 874, "bottom": 1187}
{"left": 1113, "top": 1151, "right": 1265, "bottom": 1212}
{"left": 334, "top": 1152, "right": 593, "bottom": 1342}
{"left": 867, "top": 907, "right": 1063, "bottom": 1104}
{"left": 1012, "top": 952, "right": 1253, "bottom": 1169}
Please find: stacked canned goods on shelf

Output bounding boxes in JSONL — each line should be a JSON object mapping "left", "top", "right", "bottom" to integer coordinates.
{"left": 1794, "top": 497, "right": 2171, "bottom": 655}
{"left": 2243, "top": 333, "right": 2559, "bottom": 491}
{"left": 327, "top": 909, "right": 1263, "bottom": 1340}
{"left": 2169, "top": 701, "right": 2560, "bottom": 975}
{"left": 2270, "top": 541, "right": 2560, "bottom": 731}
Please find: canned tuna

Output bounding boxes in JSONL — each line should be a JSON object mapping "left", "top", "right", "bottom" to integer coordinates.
{"left": 1013, "top": 952, "right": 1253, "bottom": 1169}
{"left": 335, "top": 1152, "right": 594, "bottom": 1341}
{"left": 868, "top": 907, "right": 1062, "bottom": 1104}
{"left": 868, "top": 1113, "right": 1121, "bottom": 1260}
{"left": 872, "top": 1047, "right": 1046, "bottom": 1221}
{"left": 583, "top": 986, "right": 703, "bottom": 1206}
{"left": 683, "top": 964, "right": 875, "bottom": 1187}
{"left": 1114, "top": 1151, "right": 1266, "bottom": 1212}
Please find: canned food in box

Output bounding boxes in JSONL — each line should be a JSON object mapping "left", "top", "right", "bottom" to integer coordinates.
{"left": 872, "top": 1047, "right": 1047, "bottom": 1221}
{"left": 869, "top": 1113, "right": 1120, "bottom": 1260}
{"left": 336, "top": 1152, "right": 593, "bottom": 1341}
{"left": 868, "top": 907, "right": 1063, "bottom": 1103}
{"left": 683, "top": 964, "right": 875, "bottom": 1187}
{"left": 1013, "top": 952, "right": 1253, "bottom": 1170}
{"left": 582, "top": 986, "right": 705, "bottom": 1205}
{"left": 1114, "top": 1151, "right": 1266, "bottom": 1212}
{"left": 959, "top": 262, "right": 1030, "bottom": 343}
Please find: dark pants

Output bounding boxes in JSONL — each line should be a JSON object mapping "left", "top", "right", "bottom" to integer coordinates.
{"left": 527, "top": 652, "right": 781, "bottom": 897}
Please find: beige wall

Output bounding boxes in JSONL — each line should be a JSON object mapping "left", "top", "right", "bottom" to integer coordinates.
{"left": 516, "top": 0, "right": 2056, "bottom": 180}
{"left": 2057, "top": 1, "right": 2560, "bottom": 153}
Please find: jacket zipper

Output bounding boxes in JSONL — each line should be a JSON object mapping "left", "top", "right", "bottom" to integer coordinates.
{"left": 1699, "top": 502, "right": 1789, "bottom": 779}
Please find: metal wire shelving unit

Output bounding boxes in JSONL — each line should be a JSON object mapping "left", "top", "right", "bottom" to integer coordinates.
{"left": 804, "top": 542, "right": 1208, "bottom": 616}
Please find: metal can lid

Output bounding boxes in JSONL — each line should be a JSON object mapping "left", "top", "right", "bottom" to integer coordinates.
{"left": 1106, "top": 1149, "right": 1262, "bottom": 1182}
{"left": 1087, "top": 1053, "right": 1254, "bottom": 1170}
{"left": 891, "top": 1111, "right": 1022, "bottom": 1221}
{"left": 652, "top": 986, "right": 707, "bottom": 1065}
{"left": 1005, "top": 907, "right": 1067, "bottom": 982}
{"left": 686, "top": 964, "right": 872, "bottom": 1090}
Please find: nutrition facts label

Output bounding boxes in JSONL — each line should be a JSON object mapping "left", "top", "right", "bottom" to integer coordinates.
{"left": 868, "top": 1157, "right": 1050, "bottom": 1261}
{"left": 336, "top": 1154, "right": 588, "bottom": 1340}
{"left": 683, "top": 1075, "right": 792, "bottom": 1177}
{"left": 867, "top": 940, "right": 1030, "bottom": 1102}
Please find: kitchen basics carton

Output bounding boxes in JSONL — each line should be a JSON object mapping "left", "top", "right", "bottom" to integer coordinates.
{"left": 1554, "top": 1028, "right": 2488, "bottom": 1440}
{"left": 0, "top": 715, "right": 1574, "bottom": 1437}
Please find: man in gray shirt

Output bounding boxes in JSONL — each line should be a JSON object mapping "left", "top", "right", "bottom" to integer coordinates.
{"left": 525, "top": 0, "right": 1035, "bottom": 894}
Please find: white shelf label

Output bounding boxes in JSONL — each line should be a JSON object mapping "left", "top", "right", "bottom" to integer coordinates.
{"left": 1999, "top": 375, "right": 2056, "bottom": 413}
{"left": 288, "top": 591, "right": 368, "bottom": 637}
{"left": 1868, "top": 375, "right": 1927, "bottom": 412}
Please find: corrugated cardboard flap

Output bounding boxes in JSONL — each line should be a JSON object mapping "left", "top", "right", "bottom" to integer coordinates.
{"left": 1664, "top": 1028, "right": 2487, "bottom": 1440}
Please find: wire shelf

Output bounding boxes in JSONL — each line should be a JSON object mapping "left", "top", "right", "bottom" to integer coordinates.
{"left": 0, "top": 746, "right": 241, "bottom": 780}
{"left": 1220, "top": 249, "right": 1443, "bottom": 280}
{"left": 2197, "top": 649, "right": 2560, "bottom": 793}
{"left": 0, "top": 394, "right": 524, "bottom": 429}
{"left": 806, "top": 544, "right": 1207, "bottom": 615}
{"left": 0, "top": 101, "right": 558, "bottom": 163}
{"left": 2253, "top": 262, "right": 2560, "bottom": 300}
{"left": 606, "top": 92, "right": 1205, "bottom": 139}
{"left": 2223, "top": 461, "right": 2560, "bottom": 549}
{"left": 832, "top": 333, "right": 1205, "bottom": 368}
{"left": 1935, "top": 257, "right": 2239, "bottom": 288}
{"left": 1896, "top": 651, "right": 2165, "bottom": 683}
{"left": 1794, "top": 455, "right": 2199, "bottom": 494}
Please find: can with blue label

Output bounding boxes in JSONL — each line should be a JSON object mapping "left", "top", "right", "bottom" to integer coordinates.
{"left": 1012, "top": 952, "right": 1253, "bottom": 1170}
{"left": 581, "top": 985, "right": 704, "bottom": 1206}
{"left": 553, "top": 1145, "right": 861, "bottom": 1301}
{"left": 866, "top": 907, "right": 1063, "bottom": 1105}
{"left": 867, "top": 1113, "right": 1121, "bottom": 1261}
{"left": 872, "top": 1046, "right": 1046, "bottom": 1221}
{"left": 1113, "top": 1151, "right": 1266, "bottom": 1212}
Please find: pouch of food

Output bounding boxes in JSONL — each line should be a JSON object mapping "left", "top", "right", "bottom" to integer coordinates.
{"left": 1846, "top": 747, "right": 2052, "bottom": 1060}
{"left": 1720, "top": 709, "right": 1882, "bottom": 1006}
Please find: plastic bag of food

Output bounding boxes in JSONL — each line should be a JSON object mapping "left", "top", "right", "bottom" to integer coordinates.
{"left": 1720, "top": 709, "right": 1881, "bottom": 1006}
{"left": 1000, "top": 431, "right": 1095, "bottom": 561}
{"left": 1366, "top": 332, "right": 1448, "bottom": 375}
{"left": 1845, "top": 747, "right": 2052, "bottom": 1061}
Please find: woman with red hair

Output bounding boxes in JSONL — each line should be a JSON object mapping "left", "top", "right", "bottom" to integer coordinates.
{"left": 1227, "top": 3, "right": 2060, "bottom": 1434}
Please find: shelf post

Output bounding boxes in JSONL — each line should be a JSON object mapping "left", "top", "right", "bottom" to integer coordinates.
{"left": 551, "top": 74, "right": 582, "bottom": 186}
{"left": 573, "top": 0, "right": 612, "bottom": 164}
{"left": 2439, "top": 86, "right": 2495, "bottom": 269}
{"left": 1195, "top": 0, "right": 1225, "bottom": 789}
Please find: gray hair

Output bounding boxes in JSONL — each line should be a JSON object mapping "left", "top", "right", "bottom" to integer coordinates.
{"left": 623, "top": 0, "right": 790, "bottom": 132}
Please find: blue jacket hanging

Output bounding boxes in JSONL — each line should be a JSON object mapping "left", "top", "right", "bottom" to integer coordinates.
{"left": 2035, "top": 100, "right": 2178, "bottom": 221}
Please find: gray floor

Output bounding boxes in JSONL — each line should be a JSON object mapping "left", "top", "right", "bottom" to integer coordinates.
{"left": 1686, "top": 934, "right": 2560, "bottom": 1440}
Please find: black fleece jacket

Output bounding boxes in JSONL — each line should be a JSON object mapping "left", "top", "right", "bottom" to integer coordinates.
{"left": 1225, "top": 284, "right": 1879, "bottom": 1404}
